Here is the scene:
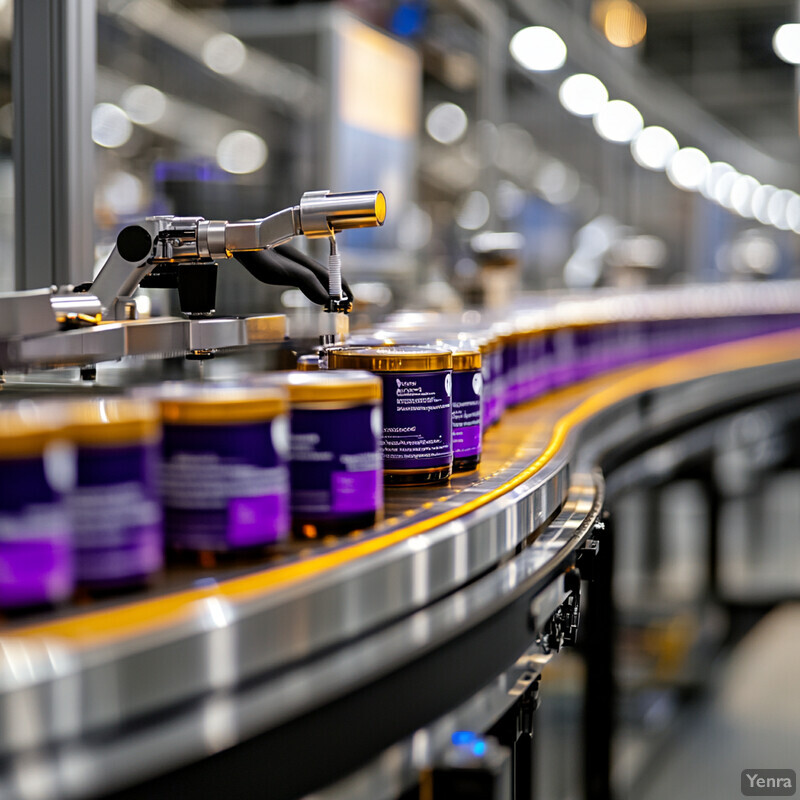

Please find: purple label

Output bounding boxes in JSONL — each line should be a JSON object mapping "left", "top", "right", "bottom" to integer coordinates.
{"left": 72, "top": 443, "right": 163, "bottom": 584}
{"left": 332, "top": 470, "right": 383, "bottom": 514}
{"left": 162, "top": 419, "right": 290, "bottom": 550}
{"left": 0, "top": 456, "right": 74, "bottom": 608}
{"left": 491, "top": 350, "right": 506, "bottom": 423}
{"left": 0, "top": 519, "right": 73, "bottom": 607}
{"left": 453, "top": 369, "right": 482, "bottom": 458}
{"left": 289, "top": 405, "right": 382, "bottom": 520}
{"left": 228, "top": 494, "right": 289, "bottom": 546}
{"left": 379, "top": 370, "right": 453, "bottom": 470}
{"left": 454, "top": 425, "right": 482, "bottom": 458}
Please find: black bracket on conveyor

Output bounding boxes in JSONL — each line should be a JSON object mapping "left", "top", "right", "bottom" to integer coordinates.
{"left": 539, "top": 568, "right": 582, "bottom": 654}
{"left": 577, "top": 536, "right": 602, "bottom": 582}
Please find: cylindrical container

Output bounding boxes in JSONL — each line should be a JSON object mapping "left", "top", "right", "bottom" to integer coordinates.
{"left": 451, "top": 349, "right": 483, "bottom": 472}
{"left": 296, "top": 354, "right": 320, "bottom": 371}
{"left": 160, "top": 388, "right": 290, "bottom": 552}
{"left": 266, "top": 371, "right": 383, "bottom": 537}
{"left": 0, "top": 405, "right": 74, "bottom": 609}
{"left": 328, "top": 346, "right": 453, "bottom": 486}
{"left": 68, "top": 399, "right": 163, "bottom": 589}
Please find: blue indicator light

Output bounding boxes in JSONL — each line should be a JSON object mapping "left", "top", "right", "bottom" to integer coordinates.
{"left": 472, "top": 740, "right": 487, "bottom": 757}
{"left": 452, "top": 730, "right": 478, "bottom": 746}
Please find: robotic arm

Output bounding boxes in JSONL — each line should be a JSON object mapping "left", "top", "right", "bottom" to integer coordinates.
{"left": 80, "top": 189, "right": 386, "bottom": 320}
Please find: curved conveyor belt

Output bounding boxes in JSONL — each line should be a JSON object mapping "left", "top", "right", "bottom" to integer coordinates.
{"left": 3, "top": 330, "right": 800, "bottom": 800}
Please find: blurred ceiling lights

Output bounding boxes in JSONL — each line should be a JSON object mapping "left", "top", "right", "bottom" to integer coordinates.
{"left": 786, "top": 195, "right": 800, "bottom": 231}
{"left": 425, "top": 102, "right": 469, "bottom": 144}
{"left": 631, "top": 126, "right": 678, "bottom": 171}
{"left": 502, "top": 13, "right": 800, "bottom": 236}
{"left": 558, "top": 74, "right": 608, "bottom": 117}
{"left": 666, "top": 147, "right": 710, "bottom": 191}
{"left": 730, "top": 175, "right": 759, "bottom": 218}
{"left": 509, "top": 26, "right": 567, "bottom": 72}
{"left": 202, "top": 32, "right": 247, "bottom": 76}
{"left": 713, "top": 169, "right": 739, "bottom": 209}
{"left": 215, "top": 130, "right": 268, "bottom": 174}
{"left": 752, "top": 185, "right": 777, "bottom": 225}
{"left": 91, "top": 103, "right": 133, "bottom": 149}
{"left": 592, "top": 0, "right": 647, "bottom": 49}
{"left": 120, "top": 84, "right": 167, "bottom": 126}
{"left": 772, "top": 23, "right": 800, "bottom": 64}
{"left": 767, "top": 189, "right": 793, "bottom": 230}
{"left": 700, "top": 162, "right": 735, "bottom": 201}
{"left": 593, "top": 99, "right": 643, "bottom": 143}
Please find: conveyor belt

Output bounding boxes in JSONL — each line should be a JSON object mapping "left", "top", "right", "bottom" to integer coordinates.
{"left": 3, "top": 330, "right": 800, "bottom": 800}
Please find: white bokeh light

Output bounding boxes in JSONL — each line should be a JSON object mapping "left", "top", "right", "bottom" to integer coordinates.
{"left": 767, "top": 189, "right": 794, "bottom": 230}
{"left": 120, "top": 84, "right": 167, "bottom": 126}
{"left": 102, "top": 171, "right": 145, "bottom": 216}
{"left": 425, "top": 102, "right": 468, "bottom": 144}
{"left": 701, "top": 162, "right": 735, "bottom": 200}
{"left": 509, "top": 26, "right": 567, "bottom": 72}
{"left": 752, "top": 185, "right": 777, "bottom": 224}
{"left": 456, "top": 191, "right": 491, "bottom": 230}
{"left": 216, "top": 130, "right": 268, "bottom": 174}
{"left": 730, "top": 175, "right": 760, "bottom": 218}
{"left": 558, "top": 74, "right": 608, "bottom": 117}
{"left": 92, "top": 103, "right": 133, "bottom": 148}
{"left": 786, "top": 193, "right": 800, "bottom": 233}
{"left": 666, "top": 147, "right": 710, "bottom": 191}
{"left": 536, "top": 160, "right": 580, "bottom": 205}
{"left": 773, "top": 24, "right": 800, "bottom": 64}
{"left": 202, "top": 33, "right": 247, "bottom": 75}
{"left": 631, "top": 126, "right": 679, "bottom": 171}
{"left": 713, "top": 170, "right": 739, "bottom": 209}
{"left": 593, "top": 100, "right": 643, "bottom": 143}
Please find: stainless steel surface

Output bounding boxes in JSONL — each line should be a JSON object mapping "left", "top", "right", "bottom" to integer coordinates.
{"left": 0, "top": 315, "right": 288, "bottom": 370}
{"left": 299, "top": 190, "right": 386, "bottom": 238}
{"left": 0, "top": 480, "right": 597, "bottom": 799}
{"left": 0, "top": 291, "right": 59, "bottom": 339}
{"left": 13, "top": 0, "right": 96, "bottom": 289}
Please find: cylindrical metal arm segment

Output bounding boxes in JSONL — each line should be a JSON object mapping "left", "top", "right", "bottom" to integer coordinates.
{"left": 299, "top": 190, "right": 386, "bottom": 238}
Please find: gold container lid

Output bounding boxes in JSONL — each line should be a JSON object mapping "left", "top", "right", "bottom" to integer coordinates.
{"left": 264, "top": 370, "right": 382, "bottom": 404}
{"left": 296, "top": 354, "right": 320, "bottom": 371}
{"left": 68, "top": 398, "right": 160, "bottom": 446}
{"left": 0, "top": 402, "right": 66, "bottom": 459}
{"left": 160, "top": 387, "right": 287, "bottom": 425}
{"left": 327, "top": 346, "right": 453, "bottom": 373}
{"left": 451, "top": 349, "right": 481, "bottom": 371}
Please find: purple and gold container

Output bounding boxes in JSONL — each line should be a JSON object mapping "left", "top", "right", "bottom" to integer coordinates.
{"left": 68, "top": 399, "right": 163, "bottom": 589}
{"left": 0, "top": 406, "right": 73, "bottom": 610}
{"left": 269, "top": 370, "right": 383, "bottom": 537}
{"left": 451, "top": 349, "right": 483, "bottom": 473}
{"left": 328, "top": 346, "right": 454, "bottom": 486}
{"left": 160, "top": 388, "right": 290, "bottom": 552}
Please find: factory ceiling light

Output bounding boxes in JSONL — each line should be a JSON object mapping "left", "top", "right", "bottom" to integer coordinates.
{"left": 558, "top": 74, "right": 608, "bottom": 117}
{"left": 593, "top": 99, "right": 643, "bottom": 143}
{"left": 773, "top": 23, "right": 800, "bottom": 64}
{"left": 666, "top": 147, "right": 710, "bottom": 191}
{"left": 631, "top": 126, "right": 678, "bottom": 171}
{"left": 509, "top": 26, "right": 567, "bottom": 72}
